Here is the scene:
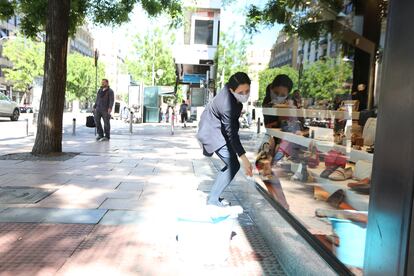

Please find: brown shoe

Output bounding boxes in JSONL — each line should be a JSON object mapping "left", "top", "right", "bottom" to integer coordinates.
{"left": 347, "top": 178, "right": 371, "bottom": 188}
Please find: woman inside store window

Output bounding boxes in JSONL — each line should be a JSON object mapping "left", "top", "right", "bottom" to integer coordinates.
{"left": 262, "top": 74, "right": 294, "bottom": 128}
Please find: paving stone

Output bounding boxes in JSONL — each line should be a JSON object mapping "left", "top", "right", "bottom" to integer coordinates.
{"left": 0, "top": 208, "right": 51, "bottom": 223}
{"left": 116, "top": 182, "right": 145, "bottom": 191}
{"left": 99, "top": 210, "right": 145, "bottom": 225}
{"left": 99, "top": 198, "right": 142, "bottom": 210}
{"left": 42, "top": 208, "right": 107, "bottom": 224}
{"left": 0, "top": 186, "right": 56, "bottom": 204}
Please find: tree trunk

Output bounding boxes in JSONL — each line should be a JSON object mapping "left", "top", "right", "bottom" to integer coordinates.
{"left": 31, "top": 0, "right": 70, "bottom": 154}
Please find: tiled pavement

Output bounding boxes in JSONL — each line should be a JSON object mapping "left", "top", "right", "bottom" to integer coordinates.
{"left": 0, "top": 121, "right": 286, "bottom": 275}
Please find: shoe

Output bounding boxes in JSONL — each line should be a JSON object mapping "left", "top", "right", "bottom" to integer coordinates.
{"left": 320, "top": 166, "right": 338, "bottom": 179}
{"left": 329, "top": 167, "right": 353, "bottom": 181}
{"left": 99, "top": 137, "right": 109, "bottom": 142}
{"left": 350, "top": 184, "right": 370, "bottom": 194}
{"left": 96, "top": 136, "right": 103, "bottom": 141}
{"left": 347, "top": 178, "right": 370, "bottom": 189}
{"left": 219, "top": 197, "right": 231, "bottom": 206}
{"left": 327, "top": 189, "right": 345, "bottom": 208}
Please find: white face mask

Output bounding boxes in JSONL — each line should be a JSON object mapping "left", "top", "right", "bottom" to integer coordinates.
{"left": 271, "top": 93, "right": 287, "bottom": 104}
{"left": 231, "top": 91, "right": 250, "bottom": 103}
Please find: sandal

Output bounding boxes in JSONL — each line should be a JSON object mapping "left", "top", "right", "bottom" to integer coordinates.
{"left": 320, "top": 166, "right": 338, "bottom": 179}
{"left": 329, "top": 167, "right": 353, "bottom": 181}
{"left": 327, "top": 189, "right": 345, "bottom": 207}
{"left": 350, "top": 184, "right": 370, "bottom": 194}
{"left": 347, "top": 178, "right": 370, "bottom": 188}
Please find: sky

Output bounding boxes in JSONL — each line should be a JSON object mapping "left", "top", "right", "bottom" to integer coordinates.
{"left": 91, "top": 0, "right": 282, "bottom": 56}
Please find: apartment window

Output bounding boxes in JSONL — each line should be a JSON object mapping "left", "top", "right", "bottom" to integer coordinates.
{"left": 194, "top": 20, "right": 214, "bottom": 45}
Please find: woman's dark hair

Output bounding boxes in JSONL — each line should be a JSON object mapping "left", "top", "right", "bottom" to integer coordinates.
{"left": 271, "top": 74, "right": 293, "bottom": 92}
{"left": 227, "top": 72, "right": 251, "bottom": 91}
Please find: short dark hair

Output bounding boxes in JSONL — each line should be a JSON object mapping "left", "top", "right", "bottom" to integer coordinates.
{"left": 102, "top": 78, "right": 109, "bottom": 83}
{"left": 271, "top": 74, "right": 293, "bottom": 92}
{"left": 227, "top": 72, "right": 251, "bottom": 91}
{"left": 182, "top": 100, "right": 185, "bottom": 104}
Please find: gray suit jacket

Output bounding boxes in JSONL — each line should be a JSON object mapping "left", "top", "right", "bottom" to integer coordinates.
{"left": 197, "top": 85, "right": 245, "bottom": 157}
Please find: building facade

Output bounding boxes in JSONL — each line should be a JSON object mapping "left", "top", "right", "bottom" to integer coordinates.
{"left": 247, "top": 48, "right": 271, "bottom": 104}
{"left": 0, "top": 16, "right": 19, "bottom": 99}
{"left": 269, "top": 32, "right": 298, "bottom": 69}
{"left": 173, "top": 0, "right": 221, "bottom": 117}
{"left": 69, "top": 26, "right": 94, "bottom": 57}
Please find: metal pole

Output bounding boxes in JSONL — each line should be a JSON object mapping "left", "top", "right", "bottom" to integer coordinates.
{"left": 25, "top": 118, "right": 29, "bottom": 136}
{"left": 129, "top": 111, "right": 133, "bottom": 134}
{"left": 72, "top": 118, "right": 76, "bottom": 136}
{"left": 171, "top": 113, "right": 174, "bottom": 135}
{"left": 257, "top": 117, "right": 261, "bottom": 134}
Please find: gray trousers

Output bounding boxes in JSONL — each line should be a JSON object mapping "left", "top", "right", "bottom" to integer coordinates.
{"left": 207, "top": 145, "right": 240, "bottom": 205}
{"left": 95, "top": 110, "right": 111, "bottom": 138}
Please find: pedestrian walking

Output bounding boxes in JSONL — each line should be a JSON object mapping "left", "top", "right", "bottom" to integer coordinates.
{"left": 197, "top": 72, "right": 253, "bottom": 207}
{"left": 179, "top": 100, "right": 189, "bottom": 128}
{"left": 93, "top": 79, "right": 114, "bottom": 141}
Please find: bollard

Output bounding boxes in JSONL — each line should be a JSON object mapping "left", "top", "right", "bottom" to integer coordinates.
{"left": 257, "top": 117, "right": 261, "bottom": 134}
{"left": 129, "top": 111, "right": 133, "bottom": 134}
{"left": 72, "top": 118, "right": 76, "bottom": 136}
{"left": 25, "top": 118, "right": 29, "bottom": 136}
{"left": 171, "top": 114, "right": 175, "bottom": 135}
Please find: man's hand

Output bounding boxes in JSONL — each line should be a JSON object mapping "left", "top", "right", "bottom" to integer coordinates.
{"left": 240, "top": 154, "right": 253, "bottom": 177}
{"left": 108, "top": 108, "right": 112, "bottom": 114}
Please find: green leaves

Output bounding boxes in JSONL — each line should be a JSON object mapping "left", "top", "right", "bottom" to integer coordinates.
{"left": 126, "top": 27, "right": 176, "bottom": 86}
{"left": 246, "top": 0, "right": 345, "bottom": 39}
{"left": 0, "top": 0, "right": 16, "bottom": 20}
{"left": 2, "top": 0, "right": 183, "bottom": 38}
{"left": 2, "top": 35, "right": 45, "bottom": 91}
{"left": 300, "top": 57, "right": 352, "bottom": 99}
{"left": 66, "top": 53, "right": 105, "bottom": 102}
{"left": 258, "top": 66, "right": 299, "bottom": 104}
{"left": 216, "top": 32, "right": 249, "bottom": 87}
{"left": 2, "top": 34, "right": 104, "bottom": 101}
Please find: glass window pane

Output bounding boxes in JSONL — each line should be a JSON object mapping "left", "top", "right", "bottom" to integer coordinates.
{"left": 194, "top": 20, "right": 214, "bottom": 45}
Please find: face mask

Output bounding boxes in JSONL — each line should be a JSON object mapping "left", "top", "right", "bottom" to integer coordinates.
{"left": 271, "top": 93, "right": 287, "bottom": 104}
{"left": 232, "top": 91, "right": 250, "bottom": 103}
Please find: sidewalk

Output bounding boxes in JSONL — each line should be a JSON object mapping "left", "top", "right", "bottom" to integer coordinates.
{"left": 0, "top": 120, "right": 285, "bottom": 275}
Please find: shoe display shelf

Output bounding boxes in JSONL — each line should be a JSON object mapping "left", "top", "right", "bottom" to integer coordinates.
{"left": 306, "top": 165, "right": 369, "bottom": 212}
{"left": 265, "top": 128, "right": 373, "bottom": 163}
{"left": 262, "top": 107, "right": 360, "bottom": 120}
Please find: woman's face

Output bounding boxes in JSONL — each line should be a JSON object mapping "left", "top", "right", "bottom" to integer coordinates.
{"left": 271, "top": 86, "right": 289, "bottom": 97}
{"left": 231, "top": 84, "right": 250, "bottom": 95}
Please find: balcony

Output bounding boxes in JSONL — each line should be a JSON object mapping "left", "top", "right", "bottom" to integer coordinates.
{"left": 173, "top": 44, "right": 217, "bottom": 65}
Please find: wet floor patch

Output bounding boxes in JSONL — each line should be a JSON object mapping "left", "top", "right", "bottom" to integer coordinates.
{"left": 0, "top": 186, "right": 56, "bottom": 204}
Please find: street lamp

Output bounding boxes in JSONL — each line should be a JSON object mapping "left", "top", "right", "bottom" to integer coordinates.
{"left": 94, "top": 49, "right": 99, "bottom": 93}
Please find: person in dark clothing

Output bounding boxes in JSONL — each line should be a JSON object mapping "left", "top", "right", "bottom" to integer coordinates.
{"left": 197, "top": 72, "right": 253, "bottom": 206}
{"left": 352, "top": 83, "right": 368, "bottom": 111}
{"left": 262, "top": 74, "right": 294, "bottom": 128}
{"left": 93, "top": 79, "right": 114, "bottom": 141}
{"left": 179, "top": 100, "right": 189, "bottom": 127}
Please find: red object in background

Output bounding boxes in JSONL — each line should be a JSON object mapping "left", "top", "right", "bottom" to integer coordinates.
{"left": 324, "top": 150, "right": 347, "bottom": 168}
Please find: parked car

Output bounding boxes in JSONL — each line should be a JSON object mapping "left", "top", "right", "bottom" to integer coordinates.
{"left": 0, "top": 92, "right": 20, "bottom": 121}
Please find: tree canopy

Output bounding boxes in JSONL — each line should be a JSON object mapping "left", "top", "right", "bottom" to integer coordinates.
{"left": 2, "top": 35, "right": 44, "bottom": 92}
{"left": 245, "top": 0, "right": 345, "bottom": 39}
{"left": 66, "top": 53, "right": 105, "bottom": 102}
{"left": 215, "top": 32, "right": 249, "bottom": 88}
{"left": 300, "top": 57, "right": 352, "bottom": 99}
{"left": 126, "top": 27, "right": 176, "bottom": 86}
{"left": 0, "top": 0, "right": 182, "bottom": 38}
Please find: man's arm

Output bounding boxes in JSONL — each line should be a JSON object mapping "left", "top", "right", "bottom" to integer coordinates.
{"left": 108, "top": 89, "right": 115, "bottom": 113}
